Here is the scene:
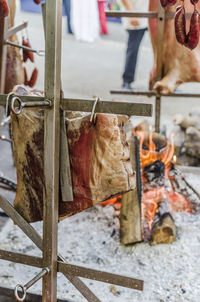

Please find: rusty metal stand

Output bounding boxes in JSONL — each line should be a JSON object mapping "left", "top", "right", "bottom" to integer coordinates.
{"left": 0, "top": 1, "right": 154, "bottom": 301}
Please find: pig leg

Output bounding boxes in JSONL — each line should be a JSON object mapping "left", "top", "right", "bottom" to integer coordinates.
{"left": 152, "top": 69, "right": 183, "bottom": 94}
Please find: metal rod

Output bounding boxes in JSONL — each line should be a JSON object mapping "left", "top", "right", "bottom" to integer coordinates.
{"left": 109, "top": 89, "right": 200, "bottom": 98}
{"left": 11, "top": 96, "right": 52, "bottom": 115}
{"left": 15, "top": 268, "right": 49, "bottom": 302}
{"left": 155, "top": 96, "right": 161, "bottom": 133}
{"left": 42, "top": 0, "right": 62, "bottom": 300}
{"left": 5, "top": 40, "right": 45, "bottom": 56}
{"left": 0, "top": 176, "right": 17, "bottom": 191}
{"left": 105, "top": 10, "right": 192, "bottom": 20}
{"left": 106, "top": 10, "right": 158, "bottom": 18}
{"left": 0, "top": 250, "right": 43, "bottom": 268}
{"left": 0, "top": 15, "right": 8, "bottom": 93}
{"left": 155, "top": 2, "right": 165, "bottom": 133}
{"left": 58, "top": 262, "right": 143, "bottom": 291}
{"left": 61, "top": 97, "right": 152, "bottom": 117}
{"left": 6, "top": 22, "right": 28, "bottom": 39}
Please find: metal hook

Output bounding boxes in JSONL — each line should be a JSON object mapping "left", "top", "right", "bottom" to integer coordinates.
{"left": 11, "top": 97, "right": 52, "bottom": 115}
{"left": 14, "top": 267, "right": 50, "bottom": 302}
{"left": 90, "top": 97, "right": 100, "bottom": 123}
{"left": 6, "top": 92, "right": 15, "bottom": 117}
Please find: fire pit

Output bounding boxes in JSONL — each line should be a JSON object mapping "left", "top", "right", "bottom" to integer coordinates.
{"left": 103, "top": 126, "right": 200, "bottom": 245}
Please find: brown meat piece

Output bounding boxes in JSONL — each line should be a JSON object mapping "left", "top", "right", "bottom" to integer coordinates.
{"left": 11, "top": 86, "right": 136, "bottom": 222}
{"left": 4, "top": 0, "right": 24, "bottom": 93}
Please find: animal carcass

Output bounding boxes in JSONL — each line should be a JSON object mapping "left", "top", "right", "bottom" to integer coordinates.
{"left": 149, "top": 0, "right": 200, "bottom": 94}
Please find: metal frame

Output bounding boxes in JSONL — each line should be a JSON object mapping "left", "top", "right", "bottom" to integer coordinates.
{"left": 106, "top": 7, "right": 198, "bottom": 133}
{"left": 0, "top": 1, "right": 154, "bottom": 301}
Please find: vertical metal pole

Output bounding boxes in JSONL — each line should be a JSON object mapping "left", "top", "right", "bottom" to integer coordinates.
{"left": 42, "top": 0, "right": 62, "bottom": 301}
{"left": 0, "top": 12, "right": 8, "bottom": 122}
{"left": 155, "top": 95, "right": 161, "bottom": 133}
{"left": 155, "top": 1, "right": 165, "bottom": 133}
{"left": 0, "top": 16, "right": 8, "bottom": 94}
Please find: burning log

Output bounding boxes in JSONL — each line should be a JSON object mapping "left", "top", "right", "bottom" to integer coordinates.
{"left": 151, "top": 198, "right": 176, "bottom": 245}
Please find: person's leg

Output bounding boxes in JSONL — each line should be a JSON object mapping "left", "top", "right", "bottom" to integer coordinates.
{"left": 63, "top": 0, "right": 73, "bottom": 34}
{"left": 122, "top": 28, "right": 146, "bottom": 87}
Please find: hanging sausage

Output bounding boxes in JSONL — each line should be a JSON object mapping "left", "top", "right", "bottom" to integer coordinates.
{"left": 0, "top": 0, "right": 9, "bottom": 17}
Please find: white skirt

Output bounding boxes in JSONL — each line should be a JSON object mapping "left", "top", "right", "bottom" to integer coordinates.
{"left": 71, "top": 0, "right": 100, "bottom": 43}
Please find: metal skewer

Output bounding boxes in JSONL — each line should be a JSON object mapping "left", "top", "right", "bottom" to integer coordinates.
{"left": 11, "top": 96, "right": 52, "bottom": 115}
{"left": 5, "top": 40, "right": 45, "bottom": 56}
{"left": 14, "top": 267, "right": 50, "bottom": 302}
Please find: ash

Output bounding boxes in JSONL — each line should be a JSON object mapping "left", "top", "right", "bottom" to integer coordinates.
{"left": 0, "top": 172, "right": 199, "bottom": 302}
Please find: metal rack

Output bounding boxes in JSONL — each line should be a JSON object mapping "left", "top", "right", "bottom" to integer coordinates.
{"left": 106, "top": 4, "right": 199, "bottom": 132}
{"left": 0, "top": 1, "right": 153, "bottom": 301}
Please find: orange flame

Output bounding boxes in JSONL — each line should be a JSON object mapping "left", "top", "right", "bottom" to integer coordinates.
{"left": 136, "top": 127, "right": 175, "bottom": 169}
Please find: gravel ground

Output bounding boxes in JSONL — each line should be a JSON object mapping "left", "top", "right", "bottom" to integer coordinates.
{"left": 0, "top": 170, "right": 199, "bottom": 302}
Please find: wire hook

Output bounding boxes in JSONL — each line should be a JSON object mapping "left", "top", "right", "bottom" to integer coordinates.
{"left": 90, "top": 97, "right": 100, "bottom": 123}
{"left": 6, "top": 92, "right": 15, "bottom": 117}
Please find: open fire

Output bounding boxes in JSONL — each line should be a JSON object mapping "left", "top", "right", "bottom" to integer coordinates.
{"left": 102, "top": 126, "right": 199, "bottom": 245}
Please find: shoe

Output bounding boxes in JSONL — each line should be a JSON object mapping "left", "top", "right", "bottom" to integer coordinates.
{"left": 122, "top": 82, "right": 132, "bottom": 90}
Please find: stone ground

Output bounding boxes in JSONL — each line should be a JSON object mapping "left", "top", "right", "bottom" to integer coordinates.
{"left": 0, "top": 4, "right": 200, "bottom": 302}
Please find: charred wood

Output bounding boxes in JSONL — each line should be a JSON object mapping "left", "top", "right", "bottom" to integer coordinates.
{"left": 151, "top": 199, "right": 176, "bottom": 245}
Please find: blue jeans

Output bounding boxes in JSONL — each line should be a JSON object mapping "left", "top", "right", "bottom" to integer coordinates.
{"left": 123, "top": 28, "right": 147, "bottom": 84}
{"left": 63, "top": 0, "right": 72, "bottom": 34}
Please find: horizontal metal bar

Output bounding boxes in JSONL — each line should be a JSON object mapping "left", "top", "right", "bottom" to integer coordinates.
{"left": 58, "top": 262, "right": 143, "bottom": 291}
{"left": 5, "top": 41, "right": 45, "bottom": 56}
{"left": 106, "top": 10, "right": 192, "bottom": 20}
{"left": 0, "top": 94, "right": 44, "bottom": 106}
{"left": 106, "top": 10, "right": 158, "bottom": 19}
{"left": 0, "top": 250, "right": 43, "bottom": 268}
{"left": 110, "top": 89, "right": 200, "bottom": 98}
{"left": 0, "top": 286, "right": 76, "bottom": 302}
{"left": 61, "top": 97, "right": 152, "bottom": 117}
{"left": 0, "top": 94, "right": 152, "bottom": 116}
{"left": 6, "top": 22, "right": 28, "bottom": 39}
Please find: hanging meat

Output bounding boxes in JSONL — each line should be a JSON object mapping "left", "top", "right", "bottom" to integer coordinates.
{"left": 22, "top": 37, "right": 34, "bottom": 63}
{"left": 4, "top": 0, "right": 24, "bottom": 93}
{"left": 11, "top": 86, "right": 136, "bottom": 223}
{"left": 160, "top": 0, "right": 177, "bottom": 7}
{"left": 149, "top": 0, "right": 200, "bottom": 95}
{"left": 0, "top": 0, "right": 9, "bottom": 17}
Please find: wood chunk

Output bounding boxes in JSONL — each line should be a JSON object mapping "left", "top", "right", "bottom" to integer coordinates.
{"left": 120, "top": 137, "right": 142, "bottom": 245}
{"left": 151, "top": 199, "right": 176, "bottom": 245}
{"left": 120, "top": 189, "right": 142, "bottom": 245}
{"left": 142, "top": 132, "right": 167, "bottom": 152}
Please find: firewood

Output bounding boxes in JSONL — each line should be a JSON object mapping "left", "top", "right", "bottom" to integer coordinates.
{"left": 120, "top": 189, "right": 142, "bottom": 245}
{"left": 151, "top": 199, "right": 176, "bottom": 245}
{"left": 120, "top": 137, "right": 142, "bottom": 245}
{"left": 142, "top": 132, "right": 167, "bottom": 152}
